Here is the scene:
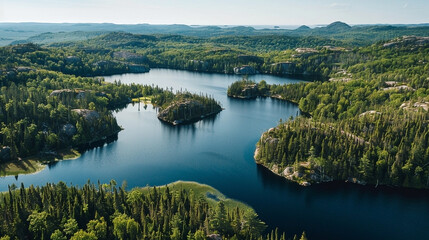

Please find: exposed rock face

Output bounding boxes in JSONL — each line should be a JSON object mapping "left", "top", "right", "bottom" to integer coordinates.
{"left": 359, "top": 110, "right": 382, "bottom": 117}
{"left": 382, "top": 85, "right": 415, "bottom": 91}
{"left": 50, "top": 89, "right": 74, "bottom": 97}
{"left": 295, "top": 48, "right": 319, "bottom": 54}
{"left": 228, "top": 82, "right": 260, "bottom": 99}
{"left": 233, "top": 65, "right": 257, "bottom": 75}
{"left": 16, "top": 66, "right": 35, "bottom": 72}
{"left": 264, "top": 136, "right": 279, "bottom": 146}
{"left": 383, "top": 36, "right": 429, "bottom": 48}
{"left": 72, "top": 109, "right": 100, "bottom": 121}
{"left": 113, "top": 51, "right": 148, "bottom": 63}
{"left": 384, "top": 81, "right": 397, "bottom": 86}
{"left": 240, "top": 83, "right": 259, "bottom": 98}
{"left": 323, "top": 46, "right": 346, "bottom": 51}
{"left": 50, "top": 89, "right": 108, "bottom": 99}
{"left": 400, "top": 102, "right": 429, "bottom": 112}
{"left": 271, "top": 62, "right": 295, "bottom": 74}
{"left": 0, "top": 146, "right": 11, "bottom": 162}
{"left": 301, "top": 182, "right": 311, "bottom": 186}
{"left": 283, "top": 167, "right": 294, "bottom": 176}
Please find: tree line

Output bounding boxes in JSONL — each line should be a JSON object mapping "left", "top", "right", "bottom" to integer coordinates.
{"left": 0, "top": 181, "right": 308, "bottom": 240}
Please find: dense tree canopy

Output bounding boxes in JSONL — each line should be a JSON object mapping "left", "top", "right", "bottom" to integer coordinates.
{"left": 252, "top": 40, "right": 429, "bottom": 188}
{"left": 0, "top": 181, "right": 306, "bottom": 240}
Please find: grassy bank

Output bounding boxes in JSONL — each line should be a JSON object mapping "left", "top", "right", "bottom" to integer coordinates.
{"left": 140, "top": 181, "right": 254, "bottom": 212}
{"left": 0, "top": 148, "right": 81, "bottom": 177}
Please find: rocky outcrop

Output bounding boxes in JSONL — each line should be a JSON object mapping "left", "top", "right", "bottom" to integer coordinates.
{"left": 323, "top": 46, "right": 347, "bottom": 51}
{"left": 16, "top": 66, "right": 35, "bottom": 72}
{"left": 50, "top": 89, "right": 108, "bottom": 99}
{"left": 382, "top": 85, "right": 415, "bottom": 91}
{"left": 271, "top": 62, "right": 295, "bottom": 75}
{"left": 238, "top": 83, "right": 259, "bottom": 99}
{"left": 400, "top": 101, "right": 429, "bottom": 112}
{"left": 113, "top": 51, "right": 147, "bottom": 63}
{"left": 227, "top": 81, "right": 260, "bottom": 99}
{"left": 295, "top": 48, "right": 318, "bottom": 54}
{"left": 233, "top": 65, "right": 257, "bottom": 75}
{"left": 50, "top": 89, "right": 74, "bottom": 97}
{"left": 72, "top": 109, "right": 100, "bottom": 121}
{"left": 383, "top": 36, "right": 429, "bottom": 48}
{"left": 157, "top": 100, "right": 222, "bottom": 125}
{"left": 359, "top": 110, "right": 382, "bottom": 117}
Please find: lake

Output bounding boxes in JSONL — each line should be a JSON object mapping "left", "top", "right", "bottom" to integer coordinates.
{"left": 1, "top": 69, "right": 428, "bottom": 240}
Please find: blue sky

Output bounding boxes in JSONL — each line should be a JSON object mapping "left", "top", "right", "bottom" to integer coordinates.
{"left": 0, "top": 0, "right": 428, "bottom": 25}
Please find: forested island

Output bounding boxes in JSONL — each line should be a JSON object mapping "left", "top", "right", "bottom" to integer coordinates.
{"left": 227, "top": 79, "right": 269, "bottom": 99}
{"left": 0, "top": 181, "right": 307, "bottom": 240}
{"left": 155, "top": 91, "right": 222, "bottom": 125}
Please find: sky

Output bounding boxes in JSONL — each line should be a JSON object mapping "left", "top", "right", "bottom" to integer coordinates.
{"left": 0, "top": 0, "right": 428, "bottom": 25}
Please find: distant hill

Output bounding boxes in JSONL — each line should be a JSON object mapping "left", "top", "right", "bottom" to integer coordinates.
{"left": 326, "top": 21, "right": 352, "bottom": 31}
{"left": 2, "top": 22, "right": 429, "bottom": 47}
{"left": 10, "top": 31, "right": 108, "bottom": 45}
{"left": 295, "top": 25, "right": 311, "bottom": 31}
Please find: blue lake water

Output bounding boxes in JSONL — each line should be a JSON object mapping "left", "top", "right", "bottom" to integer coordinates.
{"left": 1, "top": 69, "right": 428, "bottom": 240}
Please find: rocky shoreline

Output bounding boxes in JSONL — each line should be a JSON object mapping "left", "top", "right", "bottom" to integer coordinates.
{"left": 157, "top": 99, "right": 222, "bottom": 126}
{"left": 158, "top": 109, "right": 222, "bottom": 126}
{"left": 255, "top": 145, "right": 371, "bottom": 187}
{"left": 254, "top": 145, "right": 313, "bottom": 186}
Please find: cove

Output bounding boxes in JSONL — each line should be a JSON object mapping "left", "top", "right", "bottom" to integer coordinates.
{"left": 1, "top": 69, "right": 428, "bottom": 240}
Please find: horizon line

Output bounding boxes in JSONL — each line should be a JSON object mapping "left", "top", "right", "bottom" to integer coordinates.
{"left": 1, "top": 21, "right": 429, "bottom": 27}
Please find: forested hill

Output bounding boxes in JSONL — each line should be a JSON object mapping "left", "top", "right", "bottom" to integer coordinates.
{"left": 0, "top": 181, "right": 307, "bottom": 240}
{"left": 155, "top": 91, "right": 222, "bottom": 125}
{"left": 2, "top": 21, "right": 429, "bottom": 46}
{"left": 252, "top": 38, "right": 429, "bottom": 189}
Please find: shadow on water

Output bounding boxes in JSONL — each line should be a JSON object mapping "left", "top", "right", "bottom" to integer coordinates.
{"left": 46, "top": 134, "right": 119, "bottom": 171}
{"left": 160, "top": 111, "right": 220, "bottom": 131}
{"left": 257, "top": 162, "right": 429, "bottom": 198}
{"left": 256, "top": 164, "right": 305, "bottom": 193}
